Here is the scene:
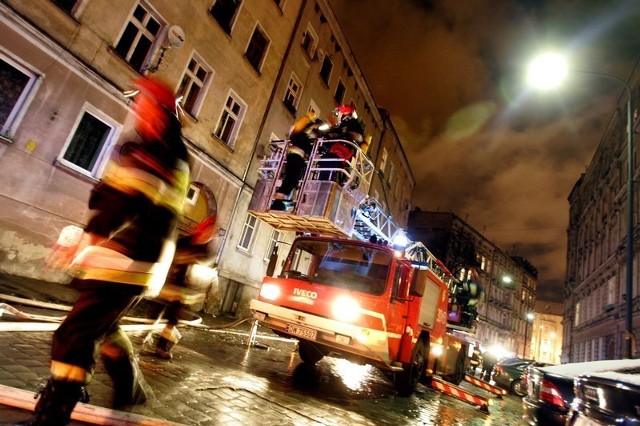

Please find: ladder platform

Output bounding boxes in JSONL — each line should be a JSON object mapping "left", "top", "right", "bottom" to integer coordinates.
{"left": 250, "top": 211, "right": 349, "bottom": 237}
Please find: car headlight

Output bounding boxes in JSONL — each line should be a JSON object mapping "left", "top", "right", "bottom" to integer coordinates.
{"left": 259, "top": 283, "right": 281, "bottom": 301}
{"left": 332, "top": 296, "right": 360, "bottom": 323}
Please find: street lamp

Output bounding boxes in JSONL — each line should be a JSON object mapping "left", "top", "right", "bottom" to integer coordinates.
{"left": 524, "top": 312, "right": 535, "bottom": 358}
{"left": 527, "top": 52, "right": 635, "bottom": 359}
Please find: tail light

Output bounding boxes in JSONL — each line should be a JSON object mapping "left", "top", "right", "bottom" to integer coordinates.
{"left": 540, "top": 379, "right": 566, "bottom": 408}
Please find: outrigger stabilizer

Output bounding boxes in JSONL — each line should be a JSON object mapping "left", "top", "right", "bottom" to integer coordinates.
{"left": 429, "top": 377, "right": 491, "bottom": 414}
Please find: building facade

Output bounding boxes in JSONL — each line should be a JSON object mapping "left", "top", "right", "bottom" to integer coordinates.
{"left": 564, "top": 62, "right": 640, "bottom": 361}
{"left": 408, "top": 210, "right": 538, "bottom": 357}
{"left": 530, "top": 301, "right": 563, "bottom": 364}
{"left": 0, "top": 0, "right": 414, "bottom": 318}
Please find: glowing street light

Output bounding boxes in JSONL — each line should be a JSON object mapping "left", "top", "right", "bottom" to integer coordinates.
{"left": 527, "top": 52, "right": 635, "bottom": 358}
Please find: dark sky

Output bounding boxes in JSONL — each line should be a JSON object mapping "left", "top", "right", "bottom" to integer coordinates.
{"left": 329, "top": 0, "right": 640, "bottom": 303}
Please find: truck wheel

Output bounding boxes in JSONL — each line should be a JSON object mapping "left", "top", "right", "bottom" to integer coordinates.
{"left": 395, "top": 339, "right": 426, "bottom": 397}
{"left": 298, "top": 340, "right": 324, "bottom": 364}
{"left": 452, "top": 350, "right": 466, "bottom": 385}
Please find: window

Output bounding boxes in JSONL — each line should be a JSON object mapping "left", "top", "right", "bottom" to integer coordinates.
{"left": 387, "top": 161, "right": 395, "bottom": 186}
{"left": 307, "top": 99, "right": 320, "bottom": 117}
{"left": 0, "top": 56, "right": 38, "bottom": 138}
{"left": 114, "top": 3, "right": 163, "bottom": 72}
{"left": 334, "top": 80, "right": 345, "bottom": 104}
{"left": 178, "top": 54, "right": 211, "bottom": 116}
{"left": 264, "top": 229, "right": 282, "bottom": 261}
{"left": 185, "top": 184, "right": 200, "bottom": 206}
{"left": 245, "top": 25, "right": 270, "bottom": 72}
{"left": 283, "top": 73, "right": 302, "bottom": 114}
{"left": 273, "top": 0, "right": 286, "bottom": 11}
{"left": 301, "top": 24, "right": 318, "bottom": 58}
{"left": 52, "top": 0, "right": 78, "bottom": 14}
{"left": 379, "top": 147, "right": 388, "bottom": 175}
{"left": 59, "top": 105, "right": 119, "bottom": 177}
{"left": 214, "top": 91, "right": 246, "bottom": 148}
{"left": 238, "top": 213, "right": 258, "bottom": 252}
{"left": 319, "top": 55, "right": 332, "bottom": 85}
{"left": 210, "top": 0, "right": 242, "bottom": 35}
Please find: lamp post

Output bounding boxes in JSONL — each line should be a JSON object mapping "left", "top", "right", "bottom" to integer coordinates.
{"left": 527, "top": 53, "right": 635, "bottom": 358}
{"left": 524, "top": 312, "right": 534, "bottom": 358}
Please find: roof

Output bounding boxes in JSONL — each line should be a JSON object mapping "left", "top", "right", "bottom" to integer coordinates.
{"left": 541, "top": 359, "right": 640, "bottom": 379}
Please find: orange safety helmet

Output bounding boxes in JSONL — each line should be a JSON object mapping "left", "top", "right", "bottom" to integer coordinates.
{"left": 131, "top": 76, "right": 177, "bottom": 112}
{"left": 334, "top": 104, "right": 357, "bottom": 122}
{"left": 190, "top": 215, "right": 217, "bottom": 245}
{"left": 129, "top": 77, "right": 178, "bottom": 141}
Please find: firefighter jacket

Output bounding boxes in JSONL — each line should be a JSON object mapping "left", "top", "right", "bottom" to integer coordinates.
{"left": 68, "top": 116, "right": 190, "bottom": 296}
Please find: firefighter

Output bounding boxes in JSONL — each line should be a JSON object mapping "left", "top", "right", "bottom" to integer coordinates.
{"left": 319, "top": 104, "right": 365, "bottom": 183}
{"left": 271, "top": 112, "right": 322, "bottom": 210}
{"left": 151, "top": 215, "right": 217, "bottom": 360}
{"left": 18, "top": 76, "right": 190, "bottom": 426}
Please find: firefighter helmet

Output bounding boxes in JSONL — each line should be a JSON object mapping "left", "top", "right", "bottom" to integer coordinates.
{"left": 190, "top": 215, "right": 217, "bottom": 245}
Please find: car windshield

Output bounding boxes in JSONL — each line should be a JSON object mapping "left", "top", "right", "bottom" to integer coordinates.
{"left": 284, "top": 239, "right": 391, "bottom": 295}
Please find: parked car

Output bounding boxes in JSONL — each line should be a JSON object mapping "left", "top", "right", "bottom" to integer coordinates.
{"left": 490, "top": 357, "right": 534, "bottom": 396}
{"left": 523, "top": 359, "right": 640, "bottom": 426}
{"left": 568, "top": 361, "right": 640, "bottom": 425}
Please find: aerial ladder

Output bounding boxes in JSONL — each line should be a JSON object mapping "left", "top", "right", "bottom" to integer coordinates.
{"left": 248, "top": 138, "right": 502, "bottom": 410}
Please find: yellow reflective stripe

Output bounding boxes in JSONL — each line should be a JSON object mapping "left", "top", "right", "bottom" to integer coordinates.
{"left": 101, "top": 159, "right": 189, "bottom": 213}
{"left": 50, "top": 360, "right": 91, "bottom": 384}
{"left": 158, "top": 285, "right": 205, "bottom": 305}
{"left": 69, "top": 245, "right": 174, "bottom": 288}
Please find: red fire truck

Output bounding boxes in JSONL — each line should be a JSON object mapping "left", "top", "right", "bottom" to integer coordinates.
{"left": 247, "top": 137, "right": 481, "bottom": 397}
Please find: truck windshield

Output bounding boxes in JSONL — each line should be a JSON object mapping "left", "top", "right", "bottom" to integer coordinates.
{"left": 285, "top": 239, "right": 391, "bottom": 295}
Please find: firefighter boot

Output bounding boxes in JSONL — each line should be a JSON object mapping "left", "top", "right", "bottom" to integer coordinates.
{"left": 155, "top": 336, "right": 175, "bottom": 360}
{"left": 155, "top": 326, "right": 182, "bottom": 360}
{"left": 13, "top": 379, "right": 84, "bottom": 426}
{"left": 101, "top": 355, "right": 148, "bottom": 408}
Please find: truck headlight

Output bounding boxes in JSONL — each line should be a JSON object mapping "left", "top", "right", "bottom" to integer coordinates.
{"left": 431, "top": 345, "right": 443, "bottom": 357}
{"left": 332, "top": 296, "right": 360, "bottom": 323}
{"left": 259, "top": 283, "right": 281, "bottom": 301}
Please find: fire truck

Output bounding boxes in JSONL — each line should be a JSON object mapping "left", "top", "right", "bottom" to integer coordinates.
{"left": 247, "top": 137, "right": 483, "bottom": 397}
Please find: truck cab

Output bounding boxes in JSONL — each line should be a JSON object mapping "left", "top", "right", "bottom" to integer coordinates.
{"left": 250, "top": 235, "right": 460, "bottom": 395}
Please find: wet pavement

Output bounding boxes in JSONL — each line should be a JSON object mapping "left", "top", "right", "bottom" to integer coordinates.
{"left": 0, "top": 274, "right": 527, "bottom": 425}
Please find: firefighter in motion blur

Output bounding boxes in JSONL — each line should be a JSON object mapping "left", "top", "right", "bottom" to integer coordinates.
{"left": 17, "top": 77, "right": 190, "bottom": 426}
{"left": 151, "top": 215, "right": 217, "bottom": 359}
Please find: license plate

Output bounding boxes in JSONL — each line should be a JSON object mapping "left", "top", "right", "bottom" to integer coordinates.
{"left": 285, "top": 323, "right": 317, "bottom": 340}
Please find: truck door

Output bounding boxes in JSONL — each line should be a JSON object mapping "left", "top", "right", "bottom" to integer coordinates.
{"left": 386, "top": 261, "right": 412, "bottom": 360}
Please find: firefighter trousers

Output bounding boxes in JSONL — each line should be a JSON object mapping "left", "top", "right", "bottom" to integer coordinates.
{"left": 51, "top": 279, "right": 143, "bottom": 382}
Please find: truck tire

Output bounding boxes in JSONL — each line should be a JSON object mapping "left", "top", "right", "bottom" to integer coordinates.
{"left": 452, "top": 349, "right": 466, "bottom": 385}
{"left": 298, "top": 340, "right": 324, "bottom": 364}
{"left": 395, "top": 339, "right": 426, "bottom": 396}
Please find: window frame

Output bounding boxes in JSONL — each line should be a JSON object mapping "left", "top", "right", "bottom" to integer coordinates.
{"left": 319, "top": 55, "right": 333, "bottom": 85}
{"left": 245, "top": 23, "right": 270, "bottom": 73}
{"left": 264, "top": 228, "right": 282, "bottom": 262}
{"left": 334, "top": 79, "right": 346, "bottom": 104}
{"left": 283, "top": 72, "right": 302, "bottom": 114}
{"left": 301, "top": 24, "right": 318, "bottom": 59}
{"left": 213, "top": 89, "right": 246, "bottom": 149}
{"left": 0, "top": 54, "right": 40, "bottom": 139}
{"left": 113, "top": 1, "right": 165, "bottom": 73}
{"left": 57, "top": 103, "right": 121, "bottom": 178}
{"left": 178, "top": 52, "right": 213, "bottom": 117}
{"left": 237, "top": 213, "right": 259, "bottom": 253}
{"left": 210, "top": 0, "right": 243, "bottom": 35}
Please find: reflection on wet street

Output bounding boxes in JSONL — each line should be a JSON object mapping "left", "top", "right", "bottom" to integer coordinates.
{"left": 169, "top": 324, "right": 526, "bottom": 425}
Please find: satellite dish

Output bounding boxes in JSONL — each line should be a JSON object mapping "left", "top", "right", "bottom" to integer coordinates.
{"left": 167, "top": 25, "right": 185, "bottom": 48}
